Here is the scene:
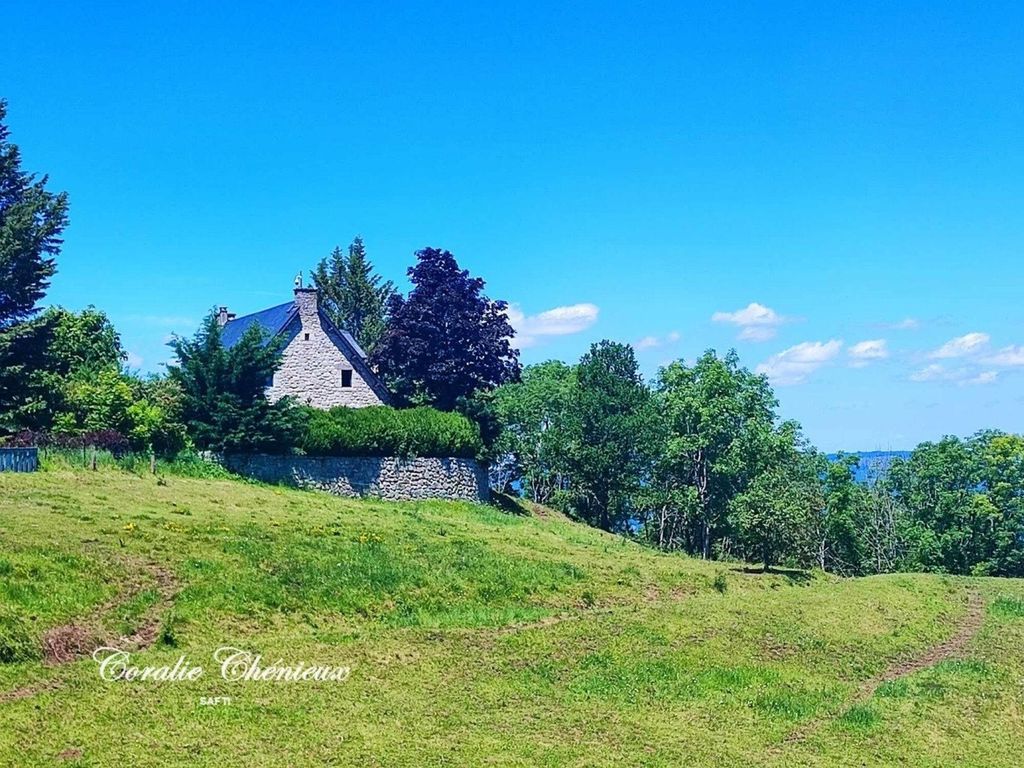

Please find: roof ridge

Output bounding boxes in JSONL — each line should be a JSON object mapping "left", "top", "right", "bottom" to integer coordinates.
{"left": 222, "top": 300, "right": 295, "bottom": 326}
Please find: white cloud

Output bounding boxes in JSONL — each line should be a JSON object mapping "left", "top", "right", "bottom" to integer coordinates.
{"left": 929, "top": 332, "right": 989, "bottom": 359}
{"left": 712, "top": 302, "right": 789, "bottom": 342}
{"left": 910, "top": 363, "right": 948, "bottom": 382}
{"left": 506, "top": 303, "right": 599, "bottom": 349}
{"left": 984, "top": 345, "right": 1024, "bottom": 367}
{"left": 739, "top": 326, "right": 778, "bottom": 342}
{"left": 755, "top": 340, "right": 843, "bottom": 386}
{"left": 881, "top": 318, "right": 920, "bottom": 330}
{"left": 635, "top": 331, "right": 681, "bottom": 351}
{"left": 848, "top": 339, "right": 889, "bottom": 367}
{"left": 909, "top": 364, "right": 996, "bottom": 386}
{"left": 125, "top": 351, "right": 144, "bottom": 369}
{"left": 965, "top": 370, "right": 998, "bottom": 386}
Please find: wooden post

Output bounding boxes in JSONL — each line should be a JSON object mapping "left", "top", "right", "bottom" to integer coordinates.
{"left": 91, "top": 446, "right": 97, "bottom": 471}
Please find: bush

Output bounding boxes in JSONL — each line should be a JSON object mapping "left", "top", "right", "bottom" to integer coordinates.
{"left": 300, "top": 406, "right": 483, "bottom": 459}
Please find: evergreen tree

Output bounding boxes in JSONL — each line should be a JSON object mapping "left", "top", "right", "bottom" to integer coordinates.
{"left": 0, "top": 314, "right": 54, "bottom": 432}
{"left": 311, "top": 236, "right": 395, "bottom": 355}
{"left": 0, "top": 100, "right": 69, "bottom": 329}
{"left": 0, "top": 100, "right": 70, "bottom": 431}
{"left": 167, "top": 312, "right": 299, "bottom": 453}
{"left": 311, "top": 245, "right": 346, "bottom": 330}
{"left": 372, "top": 247, "right": 521, "bottom": 410}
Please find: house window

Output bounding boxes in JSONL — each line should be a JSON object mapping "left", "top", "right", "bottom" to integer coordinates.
{"left": 341, "top": 369, "right": 353, "bottom": 388}
{"left": 265, "top": 373, "right": 274, "bottom": 388}
{"left": 303, "top": 332, "right": 310, "bottom": 341}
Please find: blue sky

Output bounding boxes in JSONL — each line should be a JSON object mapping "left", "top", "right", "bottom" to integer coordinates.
{"left": 5, "top": 1, "right": 1023, "bottom": 451}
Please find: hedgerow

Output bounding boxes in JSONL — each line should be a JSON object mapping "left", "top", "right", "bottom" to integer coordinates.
{"left": 300, "top": 406, "right": 482, "bottom": 459}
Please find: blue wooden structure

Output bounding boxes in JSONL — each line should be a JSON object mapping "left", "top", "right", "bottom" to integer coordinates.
{"left": 0, "top": 447, "right": 38, "bottom": 472}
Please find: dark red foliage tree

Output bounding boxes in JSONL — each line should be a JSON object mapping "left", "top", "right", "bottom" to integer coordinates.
{"left": 371, "top": 248, "right": 521, "bottom": 411}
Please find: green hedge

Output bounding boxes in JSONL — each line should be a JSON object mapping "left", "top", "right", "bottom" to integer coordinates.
{"left": 300, "top": 406, "right": 483, "bottom": 459}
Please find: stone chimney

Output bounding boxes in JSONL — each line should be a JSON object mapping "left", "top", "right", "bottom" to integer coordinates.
{"left": 217, "top": 306, "right": 231, "bottom": 327}
{"left": 294, "top": 286, "right": 319, "bottom": 324}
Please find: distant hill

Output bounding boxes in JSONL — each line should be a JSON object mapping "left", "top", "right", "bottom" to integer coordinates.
{"left": 826, "top": 450, "right": 913, "bottom": 483}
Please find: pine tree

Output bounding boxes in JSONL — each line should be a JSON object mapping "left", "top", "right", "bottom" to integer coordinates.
{"left": 311, "top": 236, "right": 395, "bottom": 355}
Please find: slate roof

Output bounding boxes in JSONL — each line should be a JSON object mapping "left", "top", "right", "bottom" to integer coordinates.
{"left": 221, "top": 302, "right": 296, "bottom": 348}
{"left": 218, "top": 295, "right": 388, "bottom": 402}
{"left": 339, "top": 330, "right": 367, "bottom": 359}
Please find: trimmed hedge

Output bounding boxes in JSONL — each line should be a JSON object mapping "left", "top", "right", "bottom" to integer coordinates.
{"left": 300, "top": 406, "right": 483, "bottom": 459}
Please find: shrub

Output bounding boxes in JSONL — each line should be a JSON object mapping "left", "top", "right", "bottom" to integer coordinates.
{"left": 300, "top": 406, "right": 483, "bottom": 459}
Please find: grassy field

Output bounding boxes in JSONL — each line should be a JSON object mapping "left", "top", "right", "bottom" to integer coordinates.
{"left": 1, "top": 466, "right": 1022, "bottom": 766}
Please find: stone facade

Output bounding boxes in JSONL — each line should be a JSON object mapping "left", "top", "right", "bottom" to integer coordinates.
{"left": 264, "top": 288, "right": 390, "bottom": 409}
{"left": 221, "top": 454, "right": 490, "bottom": 503}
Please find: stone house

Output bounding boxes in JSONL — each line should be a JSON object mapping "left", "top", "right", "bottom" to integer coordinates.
{"left": 218, "top": 285, "right": 391, "bottom": 408}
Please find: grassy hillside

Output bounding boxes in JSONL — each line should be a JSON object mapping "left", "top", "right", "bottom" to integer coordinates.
{"left": 1, "top": 468, "right": 1022, "bottom": 767}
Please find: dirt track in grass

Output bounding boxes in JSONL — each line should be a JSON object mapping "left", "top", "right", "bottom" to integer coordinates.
{"left": 785, "top": 589, "right": 985, "bottom": 745}
{"left": 0, "top": 558, "right": 179, "bottom": 702}
{"left": 41, "top": 557, "right": 179, "bottom": 665}
{"left": 859, "top": 589, "right": 985, "bottom": 694}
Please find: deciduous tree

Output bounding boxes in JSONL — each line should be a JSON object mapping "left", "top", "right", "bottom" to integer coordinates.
{"left": 564, "top": 341, "right": 658, "bottom": 531}
{"left": 492, "top": 360, "right": 576, "bottom": 503}
{"left": 653, "top": 350, "right": 778, "bottom": 558}
{"left": 372, "top": 248, "right": 520, "bottom": 410}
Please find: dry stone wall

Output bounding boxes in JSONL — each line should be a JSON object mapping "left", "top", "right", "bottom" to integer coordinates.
{"left": 221, "top": 454, "right": 490, "bottom": 503}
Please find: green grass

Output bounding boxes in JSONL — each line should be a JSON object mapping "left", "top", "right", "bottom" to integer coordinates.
{"left": 990, "top": 593, "right": 1024, "bottom": 618}
{"left": 1, "top": 466, "right": 1022, "bottom": 766}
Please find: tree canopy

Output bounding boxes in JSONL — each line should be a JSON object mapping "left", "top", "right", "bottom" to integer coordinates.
{"left": 0, "top": 100, "right": 69, "bottom": 330}
{"left": 167, "top": 311, "right": 299, "bottom": 453}
{"left": 492, "top": 360, "right": 575, "bottom": 503}
{"left": 0, "top": 100, "right": 71, "bottom": 433}
{"left": 311, "top": 236, "right": 395, "bottom": 355}
{"left": 371, "top": 247, "right": 521, "bottom": 411}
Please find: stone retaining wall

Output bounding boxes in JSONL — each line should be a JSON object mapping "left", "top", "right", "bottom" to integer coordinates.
{"left": 220, "top": 454, "right": 489, "bottom": 502}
